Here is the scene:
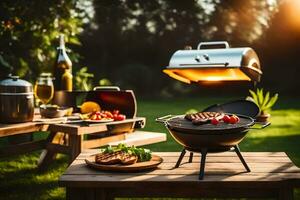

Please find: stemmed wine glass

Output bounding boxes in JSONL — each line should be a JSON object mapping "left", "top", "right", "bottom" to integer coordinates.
{"left": 34, "top": 73, "right": 54, "bottom": 105}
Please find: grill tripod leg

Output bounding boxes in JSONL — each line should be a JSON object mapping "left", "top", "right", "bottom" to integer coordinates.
{"left": 199, "top": 148, "right": 207, "bottom": 180}
{"left": 234, "top": 145, "right": 251, "bottom": 172}
{"left": 189, "top": 152, "right": 193, "bottom": 163}
{"left": 175, "top": 149, "right": 186, "bottom": 168}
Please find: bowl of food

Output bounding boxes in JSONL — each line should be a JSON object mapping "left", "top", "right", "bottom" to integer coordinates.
{"left": 40, "top": 105, "right": 72, "bottom": 118}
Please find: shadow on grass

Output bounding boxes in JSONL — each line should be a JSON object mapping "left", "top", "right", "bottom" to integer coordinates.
{"left": 0, "top": 151, "right": 68, "bottom": 200}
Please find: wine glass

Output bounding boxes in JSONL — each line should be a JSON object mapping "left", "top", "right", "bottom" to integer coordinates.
{"left": 34, "top": 74, "right": 54, "bottom": 105}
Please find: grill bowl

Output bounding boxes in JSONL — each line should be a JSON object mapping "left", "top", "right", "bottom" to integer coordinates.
{"left": 167, "top": 128, "right": 249, "bottom": 152}
{"left": 160, "top": 114, "right": 254, "bottom": 152}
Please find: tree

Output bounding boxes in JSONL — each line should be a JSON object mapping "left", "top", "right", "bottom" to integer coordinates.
{"left": 0, "top": 0, "right": 93, "bottom": 81}
{"left": 80, "top": 0, "right": 280, "bottom": 95}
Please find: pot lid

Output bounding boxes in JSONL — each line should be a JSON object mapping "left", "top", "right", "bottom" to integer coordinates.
{"left": 0, "top": 75, "right": 33, "bottom": 94}
{"left": 202, "top": 99, "right": 259, "bottom": 119}
{"left": 163, "top": 41, "right": 262, "bottom": 83}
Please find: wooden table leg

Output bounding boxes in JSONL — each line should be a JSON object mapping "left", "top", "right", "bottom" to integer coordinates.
{"left": 96, "top": 189, "right": 114, "bottom": 200}
{"left": 38, "top": 132, "right": 67, "bottom": 170}
{"left": 278, "top": 186, "right": 294, "bottom": 200}
{"left": 66, "top": 188, "right": 95, "bottom": 200}
{"left": 37, "top": 131, "right": 58, "bottom": 171}
{"left": 68, "top": 134, "right": 82, "bottom": 164}
{"left": 66, "top": 187, "right": 115, "bottom": 200}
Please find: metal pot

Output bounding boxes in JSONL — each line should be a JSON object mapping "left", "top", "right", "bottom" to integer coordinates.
{"left": 0, "top": 76, "right": 34, "bottom": 123}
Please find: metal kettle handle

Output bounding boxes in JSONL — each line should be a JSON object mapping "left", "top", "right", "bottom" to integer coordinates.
{"left": 197, "top": 41, "right": 229, "bottom": 50}
{"left": 93, "top": 86, "right": 120, "bottom": 91}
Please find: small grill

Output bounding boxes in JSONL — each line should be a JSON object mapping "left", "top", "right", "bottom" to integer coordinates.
{"left": 163, "top": 41, "right": 262, "bottom": 83}
{"left": 52, "top": 87, "right": 145, "bottom": 134}
{"left": 157, "top": 100, "right": 270, "bottom": 180}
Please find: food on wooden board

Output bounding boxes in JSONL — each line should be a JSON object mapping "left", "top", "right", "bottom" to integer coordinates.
{"left": 95, "top": 144, "right": 152, "bottom": 165}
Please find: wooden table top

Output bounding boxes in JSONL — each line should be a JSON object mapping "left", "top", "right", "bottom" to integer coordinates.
{"left": 0, "top": 121, "right": 47, "bottom": 137}
{"left": 0, "top": 114, "right": 145, "bottom": 136}
{"left": 59, "top": 150, "right": 300, "bottom": 188}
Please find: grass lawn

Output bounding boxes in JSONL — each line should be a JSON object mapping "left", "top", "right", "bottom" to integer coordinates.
{"left": 0, "top": 97, "right": 300, "bottom": 200}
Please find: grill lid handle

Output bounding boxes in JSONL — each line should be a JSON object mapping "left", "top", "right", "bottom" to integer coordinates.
{"left": 93, "top": 86, "right": 120, "bottom": 91}
{"left": 197, "top": 41, "right": 229, "bottom": 50}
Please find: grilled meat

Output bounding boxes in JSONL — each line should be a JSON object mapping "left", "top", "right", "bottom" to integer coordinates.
{"left": 120, "top": 154, "right": 138, "bottom": 165}
{"left": 185, "top": 112, "right": 224, "bottom": 125}
{"left": 95, "top": 151, "right": 138, "bottom": 165}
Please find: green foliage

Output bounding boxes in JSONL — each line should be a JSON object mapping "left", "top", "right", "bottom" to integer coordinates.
{"left": 0, "top": 0, "right": 93, "bottom": 80}
{"left": 247, "top": 88, "right": 279, "bottom": 112}
{"left": 99, "top": 78, "right": 112, "bottom": 86}
{"left": 74, "top": 67, "right": 94, "bottom": 91}
{"left": 81, "top": 0, "right": 279, "bottom": 95}
{"left": 185, "top": 108, "right": 198, "bottom": 115}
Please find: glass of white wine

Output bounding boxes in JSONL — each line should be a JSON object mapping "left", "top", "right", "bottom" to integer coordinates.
{"left": 34, "top": 73, "right": 54, "bottom": 105}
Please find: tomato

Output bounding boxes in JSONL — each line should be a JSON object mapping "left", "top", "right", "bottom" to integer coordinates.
{"left": 113, "top": 114, "right": 118, "bottom": 120}
{"left": 229, "top": 115, "right": 238, "bottom": 124}
{"left": 114, "top": 114, "right": 126, "bottom": 121}
{"left": 222, "top": 115, "right": 231, "bottom": 123}
{"left": 211, "top": 118, "right": 219, "bottom": 125}
{"left": 233, "top": 115, "right": 240, "bottom": 123}
{"left": 113, "top": 109, "right": 120, "bottom": 115}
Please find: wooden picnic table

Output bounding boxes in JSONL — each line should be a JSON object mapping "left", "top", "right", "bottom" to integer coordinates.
{"left": 0, "top": 115, "right": 166, "bottom": 170}
{"left": 59, "top": 150, "right": 300, "bottom": 200}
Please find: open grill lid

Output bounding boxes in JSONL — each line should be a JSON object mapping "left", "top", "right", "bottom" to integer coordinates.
{"left": 163, "top": 41, "right": 262, "bottom": 83}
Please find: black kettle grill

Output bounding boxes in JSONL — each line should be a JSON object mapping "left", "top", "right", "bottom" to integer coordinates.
{"left": 157, "top": 100, "right": 270, "bottom": 180}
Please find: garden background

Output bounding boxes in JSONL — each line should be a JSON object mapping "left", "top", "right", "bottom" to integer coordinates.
{"left": 1, "top": 0, "right": 300, "bottom": 199}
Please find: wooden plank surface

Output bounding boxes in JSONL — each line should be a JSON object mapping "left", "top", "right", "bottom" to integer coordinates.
{"left": 48, "top": 117, "right": 146, "bottom": 135}
{"left": 0, "top": 122, "right": 48, "bottom": 137}
{"left": 108, "top": 131, "right": 167, "bottom": 147}
{"left": 82, "top": 133, "right": 126, "bottom": 149}
{"left": 59, "top": 150, "right": 300, "bottom": 188}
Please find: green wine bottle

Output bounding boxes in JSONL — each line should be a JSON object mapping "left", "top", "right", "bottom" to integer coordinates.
{"left": 53, "top": 34, "right": 72, "bottom": 90}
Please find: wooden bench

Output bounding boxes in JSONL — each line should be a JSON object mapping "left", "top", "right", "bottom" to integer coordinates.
{"left": 59, "top": 150, "right": 300, "bottom": 200}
